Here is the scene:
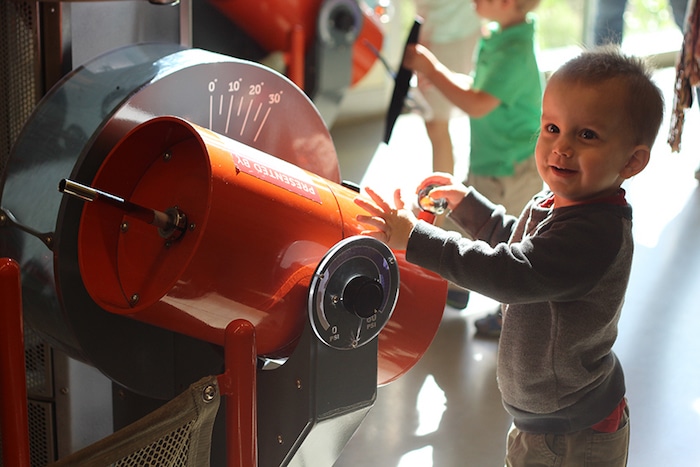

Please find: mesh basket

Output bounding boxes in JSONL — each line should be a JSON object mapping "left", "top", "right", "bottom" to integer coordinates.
{"left": 48, "top": 375, "right": 220, "bottom": 467}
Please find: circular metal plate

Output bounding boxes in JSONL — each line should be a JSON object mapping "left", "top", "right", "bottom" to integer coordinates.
{"left": 308, "top": 236, "right": 399, "bottom": 350}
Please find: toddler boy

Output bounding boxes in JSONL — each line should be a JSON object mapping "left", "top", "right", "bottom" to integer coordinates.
{"left": 355, "top": 46, "right": 664, "bottom": 465}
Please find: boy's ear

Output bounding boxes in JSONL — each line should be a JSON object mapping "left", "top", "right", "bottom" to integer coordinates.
{"left": 620, "top": 145, "right": 651, "bottom": 179}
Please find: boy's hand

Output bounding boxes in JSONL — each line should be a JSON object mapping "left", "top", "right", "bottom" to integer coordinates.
{"left": 402, "top": 44, "right": 438, "bottom": 77}
{"left": 416, "top": 173, "right": 470, "bottom": 212}
{"left": 354, "top": 187, "right": 418, "bottom": 251}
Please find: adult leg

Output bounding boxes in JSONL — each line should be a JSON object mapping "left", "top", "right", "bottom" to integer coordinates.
{"left": 669, "top": 0, "right": 689, "bottom": 29}
{"left": 594, "top": 0, "right": 628, "bottom": 45}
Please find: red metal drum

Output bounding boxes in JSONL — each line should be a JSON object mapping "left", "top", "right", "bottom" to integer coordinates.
{"left": 78, "top": 116, "right": 446, "bottom": 384}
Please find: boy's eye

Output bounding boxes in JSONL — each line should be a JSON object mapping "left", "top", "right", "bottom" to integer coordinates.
{"left": 544, "top": 123, "right": 559, "bottom": 133}
{"left": 580, "top": 129, "right": 597, "bottom": 140}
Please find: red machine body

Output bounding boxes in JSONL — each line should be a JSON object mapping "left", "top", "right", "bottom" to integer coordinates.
{"left": 0, "top": 2, "right": 440, "bottom": 461}
{"left": 78, "top": 116, "right": 445, "bottom": 385}
{"left": 205, "top": 0, "right": 383, "bottom": 87}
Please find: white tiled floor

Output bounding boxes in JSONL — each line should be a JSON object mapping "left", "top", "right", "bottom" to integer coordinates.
{"left": 329, "top": 65, "right": 700, "bottom": 466}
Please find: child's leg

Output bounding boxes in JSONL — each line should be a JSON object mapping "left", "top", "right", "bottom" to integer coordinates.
{"left": 467, "top": 156, "right": 543, "bottom": 217}
{"left": 499, "top": 156, "right": 544, "bottom": 215}
{"left": 504, "top": 406, "right": 630, "bottom": 466}
{"left": 418, "top": 38, "right": 475, "bottom": 176}
{"left": 424, "top": 119, "right": 454, "bottom": 174}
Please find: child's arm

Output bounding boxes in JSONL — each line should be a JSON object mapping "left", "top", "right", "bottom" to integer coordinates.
{"left": 403, "top": 44, "right": 499, "bottom": 118}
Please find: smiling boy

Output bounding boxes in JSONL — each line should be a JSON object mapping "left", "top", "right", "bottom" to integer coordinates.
{"left": 355, "top": 47, "right": 664, "bottom": 465}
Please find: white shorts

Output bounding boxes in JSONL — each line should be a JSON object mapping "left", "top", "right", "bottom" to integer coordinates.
{"left": 418, "top": 34, "right": 479, "bottom": 122}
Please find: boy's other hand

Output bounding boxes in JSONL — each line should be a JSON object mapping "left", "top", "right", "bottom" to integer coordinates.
{"left": 416, "top": 173, "right": 470, "bottom": 212}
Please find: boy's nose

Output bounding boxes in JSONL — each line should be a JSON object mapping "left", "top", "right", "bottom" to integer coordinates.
{"left": 554, "top": 148, "right": 571, "bottom": 157}
{"left": 553, "top": 138, "right": 572, "bottom": 158}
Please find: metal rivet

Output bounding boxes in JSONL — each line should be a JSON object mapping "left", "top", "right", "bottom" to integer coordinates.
{"left": 163, "top": 151, "right": 172, "bottom": 162}
{"left": 202, "top": 384, "right": 217, "bottom": 402}
{"left": 129, "top": 294, "right": 139, "bottom": 306}
{"left": 120, "top": 222, "right": 129, "bottom": 233}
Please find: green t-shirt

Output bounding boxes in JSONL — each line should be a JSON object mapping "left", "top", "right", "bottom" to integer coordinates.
{"left": 469, "top": 16, "right": 543, "bottom": 177}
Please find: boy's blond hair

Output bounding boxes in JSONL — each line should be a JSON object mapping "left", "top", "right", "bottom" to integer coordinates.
{"left": 551, "top": 45, "right": 664, "bottom": 148}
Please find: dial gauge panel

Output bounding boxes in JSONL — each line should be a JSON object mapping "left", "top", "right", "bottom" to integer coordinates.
{"left": 308, "top": 236, "right": 399, "bottom": 350}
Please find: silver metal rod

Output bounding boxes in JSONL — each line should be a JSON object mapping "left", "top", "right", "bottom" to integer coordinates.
{"left": 58, "top": 179, "right": 169, "bottom": 229}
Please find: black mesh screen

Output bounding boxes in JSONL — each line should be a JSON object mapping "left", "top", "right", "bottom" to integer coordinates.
{"left": 0, "top": 0, "right": 40, "bottom": 179}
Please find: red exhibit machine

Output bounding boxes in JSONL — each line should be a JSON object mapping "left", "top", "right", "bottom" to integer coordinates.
{"left": 0, "top": 3, "right": 447, "bottom": 465}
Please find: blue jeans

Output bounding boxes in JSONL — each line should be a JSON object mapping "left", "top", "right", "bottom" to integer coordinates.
{"left": 594, "top": 0, "right": 689, "bottom": 45}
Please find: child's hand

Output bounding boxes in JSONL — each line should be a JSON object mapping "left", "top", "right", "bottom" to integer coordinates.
{"left": 403, "top": 44, "right": 438, "bottom": 77}
{"left": 416, "top": 173, "right": 470, "bottom": 212}
{"left": 354, "top": 187, "right": 418, "bottom": 251}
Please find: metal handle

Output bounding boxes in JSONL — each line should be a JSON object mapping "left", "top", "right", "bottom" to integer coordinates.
{"left": 58, "top": 179, "right": 187, "bottom": 239}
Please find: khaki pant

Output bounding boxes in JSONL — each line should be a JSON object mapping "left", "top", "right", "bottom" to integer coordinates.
{"left": 505, "top": 405, "right": 630, "bottom": 467}
{"left": 466, "top": 156, "right": 543, "bottom": 217}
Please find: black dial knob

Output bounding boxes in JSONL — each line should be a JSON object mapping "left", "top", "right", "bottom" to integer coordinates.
{"left": 343, "top": 276, "right": 383, "bottom": 319}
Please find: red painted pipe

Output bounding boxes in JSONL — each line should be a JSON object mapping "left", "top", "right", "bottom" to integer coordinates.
{"left": 218, "top": 319, "right": 258, "bottom": 467}
{"left": 0, "top": 258, "right": 31, "bottom": 467}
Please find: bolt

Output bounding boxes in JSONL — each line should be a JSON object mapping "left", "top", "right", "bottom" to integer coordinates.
{"left": 202, "top": 384, "right": 217, "bottom": 402}
{"left": 277, "top": 435, "right": 284, "bottom": 445}
{"left": 163, "top": 151, "right": 172, "bottom": 162}
{"left": 296, "top": 379, "right": 302, "bottom": 390}
{"left": 120, "top": 222, "right": 129, "bottom": 233}
{"left": 129, "top": 294, "right": 139, "bottom": 306}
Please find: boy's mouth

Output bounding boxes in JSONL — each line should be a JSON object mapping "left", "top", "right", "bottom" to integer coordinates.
{"left": 551, "top": 165, "right": 577, "bottom": 176}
